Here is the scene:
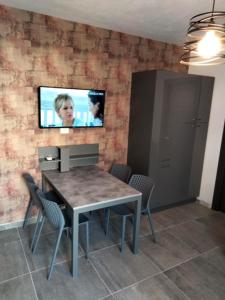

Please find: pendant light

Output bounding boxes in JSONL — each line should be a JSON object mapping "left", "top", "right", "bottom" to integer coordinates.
{"left": 180, "top": 0, "right": 225, "bottom": 66}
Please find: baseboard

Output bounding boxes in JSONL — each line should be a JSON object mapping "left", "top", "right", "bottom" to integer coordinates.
{"left": 0, "top": 217, "right": 37, "bottom": 232}
{"left": 197, "top": 198, "right": 212, "bottom": 209}
{"left": 151, "top": 198, "right": 196, "bottom": 213}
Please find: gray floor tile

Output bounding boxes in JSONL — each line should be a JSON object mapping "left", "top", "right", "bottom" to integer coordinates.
{"left": 139, "top": 230, "right": 199, "bottom": 271}
{"left": 32, "top": 258, "right": 110, "bottom": 300}
{"left": 177, "top": 202, "right": 213, "bottom": 219}
{"left": 0, "top": 240, "right": 28, "bottom": 283}
{"left": 80, "top": 218, "right": 119, "bottom": 252}
{"left": 167, "top": 219, "right": 224, "bottom": 253}
{"left": 201, "top": 246, "right": 225, "bottom": 275}
{"left": 0, "top": 275, "right": 36, "bottom": 300}
{"left": 153, "top": 202, "right": 212, "bottom": 230}
{"left": 0, "top": 228, "right": 20, "bottom": 244}
{"left": 112, "top": 273, "right": 189, "bottom": 300}
{"left": 165, "top": 247, "right": 225, "bottom": 300}
{"left": 22, "top": 231, "right": 83, "bottom": 272}
{"left": 196, "top": 212, "right": 225, "bottom": 242}
{"left": 153, "top": 207, "right": 189, "bottom": 229}
{"left": 101, "top": 296, "right": 114, "bottom": 300}
{"left": 110, "top": 214, "right": 161, "bottom": 243}
{"left": 18, "top": 220, "right": 56, "bottom": 242}
{"left": 90, "top": 244, "right": 161, "bottom": 292}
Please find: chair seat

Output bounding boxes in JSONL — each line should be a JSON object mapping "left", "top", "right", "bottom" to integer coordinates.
{"left": 44, "top": 190, "right": 64, "bottom": 205}
{"left": 62, "top": 209, "right": 89, "bottom": 228}
{"left": 111, "top": 204, "right": 133, "bottom": 216}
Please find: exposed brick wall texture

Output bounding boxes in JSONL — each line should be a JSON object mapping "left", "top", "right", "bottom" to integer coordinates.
{"left": 0, "top": 5, "right": 187, "bottom": 224}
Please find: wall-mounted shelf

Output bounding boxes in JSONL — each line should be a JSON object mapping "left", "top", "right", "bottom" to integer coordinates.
{"left": 38, "top": 144, "right": 99, "bottom": 172}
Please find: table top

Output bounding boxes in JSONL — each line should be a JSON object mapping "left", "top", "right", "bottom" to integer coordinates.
{"left": 43, "top": 165, "right": 141, "bottom": 210}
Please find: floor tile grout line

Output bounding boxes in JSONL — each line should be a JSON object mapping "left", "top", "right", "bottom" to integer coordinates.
{"left": 91, "top": 244, "right": 164, "bottom": 299}
{"left": 108, "top": 270, "right": 164, "bottom": 298}
{"left": 88, "top": 258, "right": 114, "bottom": 298}
{"left": 161, "top": 245, "right": 220, "bottom": 274}
{"left": 90, "top": 242, "right": 121, "bottom": 255}
{"left": 151, "top": 216, "right": 203, "bottom": 233}
{"left": 95, "top": 242, "right": 221, "bottom": 300}
{"left": 30, "top": 258, "right": 71, "bottom": 274}
{"left": 110, "top": 215, "right": 205, "bottom": 243}
{"left": 18, "top": 228, "right": 59, "bottom": 243}
{"left": 104, "top": 244, "right": 220, "bottom": 299}
{"left": 0, "top": 272, "right": 30, "bottom": 286}
{"left": 162, "top": 272, "right": 192, "bottom": 300}
{"left": 17, "top": 228, "right": 39, "bottom": 300}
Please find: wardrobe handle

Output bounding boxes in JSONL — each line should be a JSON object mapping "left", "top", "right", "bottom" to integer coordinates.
{"left": 161, "top": 158, "right": 171, "bottom": 162}
{"left": 161, "top": 164, "right": 170, "bottom": 168}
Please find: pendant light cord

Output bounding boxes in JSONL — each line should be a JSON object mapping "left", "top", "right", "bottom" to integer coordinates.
{"left": 212, "top": 0, "right": 215, "bottom": 16}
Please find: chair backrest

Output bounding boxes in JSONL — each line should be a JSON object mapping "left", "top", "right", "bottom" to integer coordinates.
{"left": 23, "top": 173, "right": 41, "bottom": 208}
{"left": 23, "top": 172, "right": 35, "bottom": 184}
{"left": 129, "top": 175, "right": 155, "bottom": 210}
{"left": 110, "top": 164, "right": 132, "bottom": 183}
{"left": 37, "top": 190, "right": 65, "bottom": 230}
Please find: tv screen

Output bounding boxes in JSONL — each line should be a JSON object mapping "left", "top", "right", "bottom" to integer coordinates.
{"left": 38, "top": 86, "right": 105, "bottom": 128}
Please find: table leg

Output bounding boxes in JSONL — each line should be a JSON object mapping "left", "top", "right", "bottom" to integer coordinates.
{"left": 42, "top": 175, "right": 47, "bottom": 192}
{"left": 72, "top": 210, "right": 79, "bottom": 277}
{"left": 132, "top": 196, "right": 141, "bottom": 254}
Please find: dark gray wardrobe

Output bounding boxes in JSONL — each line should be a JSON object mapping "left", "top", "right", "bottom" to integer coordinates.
{"left": 128, "top": 70, "right": 214, "bottom": 210}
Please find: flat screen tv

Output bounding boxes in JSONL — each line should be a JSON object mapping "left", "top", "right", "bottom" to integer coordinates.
{"left": 38, "top": 86, "right": 105, "bottom": 128}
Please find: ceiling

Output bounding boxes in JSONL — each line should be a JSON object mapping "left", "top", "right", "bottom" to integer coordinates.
{"left": 0, "top": 0, "right": 225, "bottom": 44}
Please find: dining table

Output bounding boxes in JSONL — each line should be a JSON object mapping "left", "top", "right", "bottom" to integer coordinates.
{"left": 42, "top": 165, "right": 142, "bottom": 277}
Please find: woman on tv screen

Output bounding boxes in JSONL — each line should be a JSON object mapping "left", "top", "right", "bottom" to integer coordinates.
{"left": 54, "top": 94, "right": 85, "bottom": 127}
{"left": 88, "top": 90, "right": 104, "bottom": 127}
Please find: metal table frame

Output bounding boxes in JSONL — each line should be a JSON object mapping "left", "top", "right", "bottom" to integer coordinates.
{"left": 42, "top": 168, "right": 142, "bottom": 277}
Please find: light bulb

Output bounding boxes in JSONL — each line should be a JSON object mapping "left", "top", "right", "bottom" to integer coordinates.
{"left": 197, "top": 31, "right": 222, "bottom": 59}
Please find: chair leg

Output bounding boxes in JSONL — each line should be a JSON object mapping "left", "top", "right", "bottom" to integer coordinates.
{"left": 104, "top": 208, "right": 110, "bottom": 236}
{"left": 147, "top": 209, "right": 156, "bottom": 242}
{"left": 85, "top": 222, "right": 89, "bottom": 259}
{"left": 48, "top": 228, "right": 63, "bottom": 280}
{"left": 23, "top": 199, "right": 33, "bottom": 228}
{"left": 31, "top": 209, "right": 42, "bottom": 250}
{"left": 120, "top": 216, "right": 127, "bottom": 253}
{"left": 32, "top": 215, "right": 45, "bottom": 254}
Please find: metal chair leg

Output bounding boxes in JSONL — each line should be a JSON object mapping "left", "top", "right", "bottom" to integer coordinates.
{"left": 48, "top": 228, "right": 63, "bottom": 280}
{"left": 104, "top": 208, "right": 110, "bottom": 236}
{"left": 31, "top": 209, "right": 42, "bottom": 250}
{"left": 147, "top": 209, "right": 156, "bottom": 242}
{"left": 120, "top": 216, "right": 127, "bottom": 253}
{"left": 32, "top": 215, "right": 45, "bottom": 254}
{"left": 85, "top": 222, "right": 89, "bottom": 259}
{"left": 23, "top": 199, "right": 33, "bottom": 228}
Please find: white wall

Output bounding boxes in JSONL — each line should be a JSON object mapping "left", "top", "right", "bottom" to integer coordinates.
{"left": 189, "top": 65, "right": 225, "bottom": 207}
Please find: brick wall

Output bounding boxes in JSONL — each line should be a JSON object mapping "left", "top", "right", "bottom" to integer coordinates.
{"left": 0, "top": 5, "right": 187, "bottom": 225}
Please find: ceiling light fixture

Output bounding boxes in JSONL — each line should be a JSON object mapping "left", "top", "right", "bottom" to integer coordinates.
{"left": 180, "top": 0, "right": 225, "bottom": 66}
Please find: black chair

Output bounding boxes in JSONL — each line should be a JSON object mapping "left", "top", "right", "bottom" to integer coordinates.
{"left": 110, "top": 164, "right": 132, "bottom": 183}
{"left": 105, "top": 174, "right": 156, "bottom": 253}
{"left": 33, "top": 189, "right": 89, "bottom": 280}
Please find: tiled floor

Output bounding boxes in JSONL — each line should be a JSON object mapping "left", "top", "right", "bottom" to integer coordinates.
{"left": 1, "top": 201, "right": 225, "bottom": 300}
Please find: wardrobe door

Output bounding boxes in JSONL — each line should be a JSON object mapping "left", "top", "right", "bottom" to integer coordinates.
{"left": 128, "top": 71, "right": 156, "bottom": 175}
{"left": 189, "top": 76, "right": 214, "bottom": 197}
{"left": 151, "top": 75, "right": 202, "bottom": 208}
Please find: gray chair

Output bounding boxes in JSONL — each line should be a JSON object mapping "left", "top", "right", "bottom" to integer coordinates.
{"left": 110, "top": 164, "right": 132, "bottom": 183}
{"left": 22, "top": 173, "right": 38, "bottom": 228}
{"left": 22, "top": 173, "right": 64, "bottom": 251}
{"left": 33, "top": 189, "right": 89, "bottom": 280}
{"left": 105, "top": 174, "right": 156, "bottom": 253}
{"left": 23, "top": 173, "right": 63, "bottom": 228}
